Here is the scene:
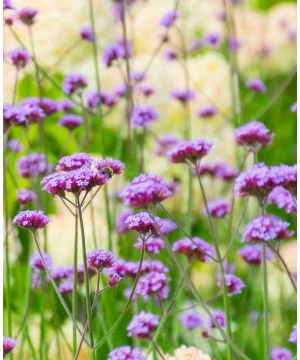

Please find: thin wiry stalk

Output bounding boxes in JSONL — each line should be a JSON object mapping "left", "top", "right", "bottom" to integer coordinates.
{"left": 262, "top": 242, "right": 270, "bottom": 360}
{"left": 72, "top": 212, "right": 79, "bottom": 358}
{"left": 12, "top": 67, "right": 19, "bottom": 104}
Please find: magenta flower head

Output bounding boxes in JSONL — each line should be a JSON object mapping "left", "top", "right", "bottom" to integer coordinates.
{"left": 120, "top": 173, "right": 173, "bottom": 208}
{"left": 171, "top": 89, "right": 195, "bottom": 104}
{"left": 58, "top": 280, "right": 73, "bottom": 294}
{"left": 138, "top": 84, "right": 155, "bottom": 97}
{"left": 108, "top": 272, "right": 122, "bottom": 287}
{"left": 246, "top": 78, "right": 267, "bottom": 93}
{"left": 154, "top": 134, "right": 181, "bottom": 156}
{"left": 234, "top": 120, "right": 274, "bottom": 150}
{"left": 204, "top": 198, "right": 231, "bottom": 218}
{"left": 13, "top": 210, "right": 51, "bottom": 230}
{"left": 80, "top": 25, "right": 94, "bottom": 42}
{"left": 214, "top": 162, "right": 238, "bottom": 181}
{"left": 136, "top": 271, "right": 169, "bottom": 302}
{"left": 203, "top": 32, "right": 222, "bottom": 48}
{"left": 160, "top": 10, "right": 179, "bottom": 28}
{"left": 56, "top": 153, "right": 93, "bottom": 171}
{"left": 108, "top": 346, "right": 147, "bottom": 360}
{"left": 3, "top": 0, "right": 13, "bottom": 10}
{"left": 86, "top": 90, "right": 117, "bottom": 109}
{"left": 87, "top": 249, "right": 115, "bottom": 270}
{"left": 172, "top": 237, "right": 215, "bottom": 263}
{"left": 196, "top": 104, "right": 218, "bottom": 119}
{"left": 217, "top": 274, "right": 245, "bottom": 295}
{"left": 135, "top": 236, "right": 164, "bottom": 254}
{"left": 102, "top": 42, "right": 130, "bottom": 67}
{"left": 168, "top": 139, "right": 213, "bottom": 164}
{"left": 17, "top": 189, "right": 37, "bottom": 205}
{"left": 7, "top": 48, "right": 30, "bottom": 68}
{"left": 3, "top": 103, "right": 26, "bottom": 130}
{"left": 3, "top": 336, "right": 17, "bottom": 356}
{"left": 95, "top": 158, "right": 125, "bottom": 175}
{"left": 268, "top": 186, "right": 296, "bottom": 214}
{"left": 17, "top": 7, "right": 38, "bottom": 25}
{"left": 63, "top": 73, "right": 87, "bottom": 95}
{"left": 270, "top": 348, "right": 292, "bottom": 360}
{"left": 39, "top": 98, "right": 58, "bottom": 115}
{"left": 21, "top": 104, "right": 46, "bottom": 125}
{"left": 30, "top": 251, "right": 52, "bottom": 272}
{"left": 228, "top": 36, "right": 242, "bottom": 52}
{"left": 289, "top": 324, "right": 297, "bottom": 344}
{"left": 180, "top": 311, "right": 203, "bottom": 330}
{"left": 208, "top": 310, "right": 226, "bottom": 329}
{"left": 243, "top": 215, "right": 293, "bottom": 243}
{"left": 58, "top": 99, "right": 74, "bottom": 112}
{"left": 7, "top": 139, "right": 23, "bottom": 152}
{"left": 131, "top": 105, "right": 159, "bottom": 128}
{"left": 157, "top": 218, "right": 177, "bottom": 234}
{"left": 273, "top": 164, "right": 297, "bottom": 195}
{"left": 127, "top": 311, "right": 159, "bottom": 338}
{"left": 17, "top": 153, "right": 51, "bottom": 178}
{"left": 240, "top": 244, "right": 272, "bottom": 265}
{"left": 165, "top": 48, "right": 178, "bottom": 61}
{"left": 58, "top": 114, "right": 83, "bottom": 130}
{"left": 125, "top": 212, "right": 157, "bottom": 236}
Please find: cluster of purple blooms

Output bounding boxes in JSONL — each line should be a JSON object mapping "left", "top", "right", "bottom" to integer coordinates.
{"left": 63, "top": 73, "right": 87, "bottom": 95}
{"left": 240, "top": 244, "right": 273, "bottom": 265}
{"left": 13, "top": 210, "right": 51, "bottom": 230}
{"left": 217, "top": 274, "right": 245, "bottom": 296}
{"left": 107, "top": 346, "right": 147, "bottom": 360}
{"left": 3, "top": 336, "right": 17, "bottom": 356}
{"left": 7, "top": 47, "right": 30, "bottom": 68}
{"left": 17, "top": 189, "right": 37, "bottom": 205}
{"left": 172, "top": 237, "right": 215, "bottom": 263}
{"left": 127, "top": 311, "right": 159, "bottom": 338}
{"left": 204, "top": 198, "right": 231, "bottom": 218}
{"left": 195, "top": 161, "right": 238, "bottom": 181}
{"left": 58, "top": 114, "right": 83, "bottom": 130}
{"left": 17, "top": 153, "right": 52, "bottom": 178}
{"left": 180, "top": 310, "right": 203, "bottom": 330}
{"left": 130, "top": 105, "right": 159, "bottom": 128}
{"left": 167, "top": 139, "right": 213, "bottom": 164}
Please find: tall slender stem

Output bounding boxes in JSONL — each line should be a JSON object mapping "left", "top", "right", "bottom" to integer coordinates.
{"left": 76, "top": 195, "right": 95, "bottom": 359}
{"left": 72, "top": 212, "right": 79, "bottom": 358}
{"left": 12, "top": 68, "right": 19, "bottom": 104}
{"left": 262, "top": 242, "right": 270, "bottom": 360}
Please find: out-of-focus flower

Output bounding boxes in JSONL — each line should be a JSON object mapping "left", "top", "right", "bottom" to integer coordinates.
{"left": 115, "top": 209, "right": 133, "bottom": 235}
{"left": 160, "top": 10, "right": 179, "bottom": 28}
{"left": 268, "top": 186, "right": 296, "bottom": 214}
{"left": 7, "top": 48, "right": 30, "bottom": 68}
{"left": 196, "top": 105, "right": 218, "bottom": 119}
{"left": 154, "top": 134, "right": 181, "bottom": 156}
{"left": 17, "top": 189, "right": 37, "bottom": 205}
{"left": 7, "top": 139, "right": 23, "bottom": 153}
{"left": 270, "top": 348, "right": 292, "bottom": 360}
{"left": 289, "top": 324, "right": 297, "bottom": 344}
{"left": 80, "top": 25, "right": 94, "bottom": 42}
{"left": 108, "top": 272, "right": 122, "bottom": 287}
{"left": 291, "top": 102, "right": 297, "bottom": 112}
{"left": 239, "top": 244, "right": 272, "bottom": 265}
{"left": 131, "top": 105, "right": 159, "bottom": 128}
{"left": 3, "top": 103, "right": 26, "bottom": 130}
{"left": 138, "top": 84, "right": 155, "bottom": 97}
{"left": 234, "top": 120, "right": 273, "bottom": 150}
{"left": 17, "top": 153, "right": 51, "bottom": 178}
{"left": 13, "top": 210, "right": 51, "bottom": 230}
{"left": 180, "top": 311, "right": 203, "bottom": 330}
{"left": 272, "top": 164, "right": 297, "bottom": 195}
{"left": 102, "top": 42, "right": 130, "bottom": 67}
{"left": 127, "top": 311, "right": 159, "bottom": 338}
{"left": 242, "top": 215, "right": 293, "bottom": 243}
{"left": 86, "top": 90, "right": 117, "bottom": 108}
{"left": 168, "top": 139, "right": 213, "bottom": 164}
{"left": 171, "top": 89, "right": 195, "bottom": 104}
{"left": 17, "top": 7, "right": 38, "bottom": 26}
{"left": 136, "top": 271, "right": 169, "bottom": 302}
{"left": 135, "top": 236, "right": 164, "bottom": 254}
{"left": 87, "top": 249, "right": 115, "bottom": 270}
{"left": 204, "top": 198, "right": 231, "bottom": 218}
{"left": 58, "top": 99, "right": 74, "bottom": 112}
{"left": 3, "top": 336, "right": 17, "bottom": 356}
{"left": 165, "top": 48, "right": 178, "bottom": 61}
{"left": 166, "top": 345, "right": 211, "bottom": 360}
{"left": 3, "top": 0, "right": 13, "bottom": 10}
{"left": 208, "top": 310, "right": 226, "bottom": 330}
{"left": 173, "top": 237, "right": 215, "bottom": 263}
{"left": 63, "top": 73, "right": 87, "bottom": 95}
{"left": 228, "top": 36, "right": 242, "bottom": 52}
{"left": 246, "top": 78, "right": 267, "bottom": 93}
{"left": 58, "top": 114, "right": 83, "bottom": 130}
{"left": 217, "top": 274, "right": 245, "bottom": 295}
{"left": 108, "top": 346, "right": 147, "bottom": 360}
{"left": 30, "top": 251, "right": 52, "bottom": 272}
{"left": 203, "top": 32, "right": 222, "bottom": 48}
{"left": 58, "top": 280, "right": 73, "bottom": 294}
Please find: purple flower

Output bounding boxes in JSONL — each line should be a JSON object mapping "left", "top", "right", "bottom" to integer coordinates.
{"left": 203, "top": 32, "right": 222, "bottom": 48}
{"left": 246, "top": 78, "right": 267, "bottom": 93}
{"left": 17, "top": 189, "right": 37, "bottom": 205}
{"left": 154, "top": 134, "right": 181, "bottom": 156}
{"left": 58, "top": 114, "right": 83, "bottom": 130}
{"left": 87, "top": 249, "right": 115, "bottom": 270}
{"left": 80, "top": 26, "right": 94, "bottom": 42}
{"left": 234, "top": 120, "right": 273, "bottom": 149}
{"left": 208, "top": 310, "right": 226, "bottom": 329}
{"left": 136, "top": 271, "right": 169, "bottom": 302}
{"left": 180, "top": 311, "right": 203, "bottom": 330}
{"left": 3, "top": 0, "right": 13, "bottom": 10}
{"left": 268, "top": 186, "right": 296, "bottom": 214}
{"left": 217, "top": 274, "right": 245, "bottom": 295}
{"left": 102, "top": 42, "right": 130, "bottom": 67}
{"left": 58, "top": 280, "right": 73, "bottom": 294}
{"left": 3, "top": 103, "right": 26, "bottom": 130}
{"left": 130, "top": 70, "right": 145, "bottom": 83}
{"left": 58, "top": 99, "right": 74, "bottom": 112}
{"left": 213, "top": 162, "right": 238, "bottom": 181}
{"left": 127, "top": 311, "right": 159, "bottom": 338}
{"left": 196, "top": 105, "right": 218, "bottom": 119}
{"left": 86, "top": 90, "right": 117, "bottom": 108}
{"left": 13, "top": 210, "right": 51, "bottom": 230}
{"left": 95, "top": 158, "right": 125, "bottom": 175}
{"left": 108, "top": 346, "right": 147, "bottom": 360}
{"left": 157, "top": 218, "right": 177, "bottom": 234}
{"left": 291, "top": 102, "right": 297, "bottom": 113}
{"left": 289, "top": 324, "right": 297, "bottom": 344}
{"left": 171, "top": 89, "right": 195, "bottom": 103}
{"left": 51, "top": 265, "right": 73, "bottom": 282}
{"left": 39, "top": 98, "right": 58, "bottom": 115}
{"left": 3, "top": 336, "right": 17, "bottom": 355}
{"left": 114, "top": 83, "right": 128, "bottom": 98}
{"left": 120, "top": 173, "right": 173, "bottom": 208}
{"left": 7, "top": 139, "right": 23, "bottom": 152}
{"left": 160, "top": 10, "right": 179, "bottom": 28}
{"left": 22, "top": 104, "right": 46, "bottom": 125}
{"left": 131, "top": 105, "right": 159, "bottom": 128}
{"left": 240, "top": 244, "right": 272, "bottom": 265}
{"left": 138, "top": 84, "right": 155, "bottom": 97}
{"left": 135, "top": 236, "right": 164, "bottom": 254}
{"left": 273, "top": 164, "right": 297, "bottom": 195}
{"left": 243, "top": 215, "right": 293, "bottom": 243}
{"left": 56, "top": 153, "right": 93, "bottom": 171}
{"left": 270, "top": 348, "right": 292, "bottom": 360}
{"left": 115, "top": 209, "right": 133, "bottom": 235}
{"left": 17, "top": 153, "right": 51, "bottom": 178}
{"left": 17, "top": 7, "right": 37, "bottom": 25}
{"left": 108, "top": 272, "right": 122, "bottom": 287}
{"left": 7, "top": 48, "right": 30, "bottom": 68}
{"left": 228, "top": 36, "right": 242, "bottom": 52}
{"left": 77, "top": 264, "right": 96, "bottom": 283}
{"left": 125, "top": 212, "right": 157, "bottom": 235}
{"left": 164, "top": 48, "right": 178, "bottom": 61}
{"left": 204, "top": 198, "right": 231, "bottom": 218}
{"left": 167, "top": 139, "right": 213, "bottom": 164}
{"left": 172, "top": 237, "right": 215, "bottom": 263}
{"left": 63, "top": 73, "right": 87, "bottom": 95}
{"left": 30, "top": 251, "right": 52, "bottom": 272}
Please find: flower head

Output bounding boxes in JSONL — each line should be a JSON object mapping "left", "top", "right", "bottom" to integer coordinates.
{"left": 196, "top": 105, "right": 218, "bottom": 119}
{"left": 167, "top": 139, "right": 213, "bottom": 164}
{"left": 136, "top": 271, "right": 169, "bottom": 302}
{"left": 13, "top": 210, "right": 51, "bottom": 230}
{"left": 160, "top": 10, "right": 179, "bottom": 28}
{"left": 203, "top": 32, "right": 222, "bottom": 48}
{"left": 17, "top": 7, "right": 37, "bottom": 25}
{"left": 108, "top": 272, "right": 122, "bottom": 287}
{"left": 58, "top": 99, "right": 74, "bottom": 112}
{"left": 131, "top": 105, "right": 159, "bottom": 128}
{"left": 17, "top": 153, "right": 51, "bottom": 178}
{"left": 239, "top": 244, "right": 272, "bottom": 265}
{"left": 63, "top": 73, "right": 87, "bottom": 95}
{"left": 3, "top": 0, "right": 13, "bottom": 10}
{"left": 204, "top": 199, "right": 231, "bottom": 218}
{"left": 173, "top": 237, "right": 215, "bottom": 263}
{"left": 95, "top": 158, "right": 124, "bottom": 175}
{"left": 58, "top": 280, "right": 73, "bottom": 294}
{"left": 108, "top": 346, "right": 147, "bottom": 360}
{"left": 234, "top": 121, "right": 274, "bottom": 149}
{"left": 135, "top": 236, "right": 164, "bottom": 254}
{"left": 155, "top": 134, "right": 181, "bottom": 156}
{"left": 3, "top": 103, "right": 26, "bottom": 130}
{"left": 268, "top": 186, "right": 296, "bottom": 214}
{"left": 171, "top": 89, "right": 195, "bottom": 103}
{"left": 243, "top": 215, "right": 293, "bottom": 243}
{"left": 102, "top": 42, "right": 130, "bottom": 67}
{"left": 56, "top": 153, "right": 93, "bottom": 171}
{"left": 7, "top": 48, "right": 30, "bottom": 68}
{"left": 270, "top": 348, "right": 292, "bottom": 360}
{"left": 30, "top": 251, "right": 52, "bottom": 272}
{"left": 289, "top": 324, "right": 297, "bottom": 344}
{"left": 80, "top": 26, "right": 94, "bottom": 42}
{"left": 217, "top": 274, "right": 245, "bottom": 295}
{"left": 17, "top": 189, "right": 37, "bottom": 205}
{"left": 180, "top": 311, "right": 203, "bottom": 330}
{"left": 138, "top": 84, "right": 155, "bottom": 97}
{"left": 166, "top": 346, "right": 211, "bottom": 360}
{"left": 291, "top": 102, "right": 297, "bottom": 113}
{"left": 125, "top": 212, "right": 157, "bottom": 235}
{"left": 58, "top": 114, "right": 83, "bottom": 130}
{"left": 127, "top": 311, "right": 159, "bottom": 338}
{"left": 3, "top": 336, "right": 17, "bottom": 355}
{"left": 273, "top": 164, "right": 297, "bottom": 195}
{"left": 87, "top": 249, "right": 115, "bottom": 270}
{"left": 7, "top": 139, "right": 23, "bottom": 152}
{"left": 115, "top": 209, "right": 133, "bottom": 235}
{"left": 86, "top": 90, "right": 117, "bottom": 108}
{"left": 246, "top": 78, "right": 267, "bottom": 93}
{"left": 208, "top": 310, "right": 226, "bottom": 329}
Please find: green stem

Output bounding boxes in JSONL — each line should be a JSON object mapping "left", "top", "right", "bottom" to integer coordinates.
{"left": 76, "top": 195, "right": 95, "bottom": 360}
{"left": 40, "top": 277, "right": 46, "bottom": 360}
{"left": 72, "top": 212, "right": 79, "bottom": 358}
{"left": 262, "top": 242, "right": 270, "bottom": 360}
